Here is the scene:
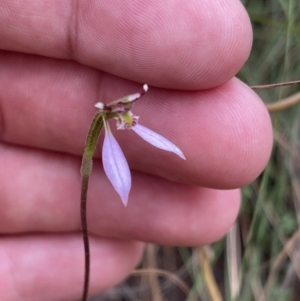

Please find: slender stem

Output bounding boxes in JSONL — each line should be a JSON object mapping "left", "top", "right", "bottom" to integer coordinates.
{"left": 80, "top": 112, "right": 104, "bottom": 301}
{"left": 250, "top": 79, "right": 300, "bottom": 89}
{"left": 81, "top": 174, "right": 90, "bottom": 301}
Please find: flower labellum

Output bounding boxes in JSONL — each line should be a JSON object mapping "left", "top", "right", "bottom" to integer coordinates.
{"left": 96, "top": 84, "right": 185, "bottom": 205}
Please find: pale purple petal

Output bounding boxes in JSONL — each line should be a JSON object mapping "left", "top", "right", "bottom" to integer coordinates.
{"left": 102, "top": 122, "right": 131, "bottom": 206}
{"left": 131, "top": 124, "right": 186, "bottom": 160}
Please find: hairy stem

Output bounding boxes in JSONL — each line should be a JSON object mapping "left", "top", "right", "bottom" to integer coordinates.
{"left": 80, "top": 112, "right": 104, "bottom": 301}
{"left": 81, "top": 174, "right": 90, "bottom": 301}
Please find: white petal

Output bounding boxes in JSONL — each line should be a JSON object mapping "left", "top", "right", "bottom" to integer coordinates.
{"left": 131, "top": 124, "right": 186, "bottom": 160}
{"left": 102, "top": 122, "right": 131, "bottom": 206}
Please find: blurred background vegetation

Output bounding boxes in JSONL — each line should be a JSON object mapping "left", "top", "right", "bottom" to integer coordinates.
{"left": 91, "top": 0, "right": 300, "bottom": 300}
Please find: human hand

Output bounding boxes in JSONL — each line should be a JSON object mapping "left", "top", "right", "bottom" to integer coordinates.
{"left": 0, "top": 1, "right": 272, "bottom": 300}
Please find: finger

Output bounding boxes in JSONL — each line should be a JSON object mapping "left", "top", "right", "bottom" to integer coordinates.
{"left": 0, "top": 142, "right": 240, "bottom": 245}
{"left": 0, "top": 52, "right": 273, "bottom": 188}
{"left": 0, "top": 0, "right": 252, "bottom": 89}
{"left": 0, "top": 234, "right": 143, "bottom": 301}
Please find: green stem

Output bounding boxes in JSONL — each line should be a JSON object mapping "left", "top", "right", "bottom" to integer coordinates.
{"left": 80, "top": 112, "right": 104, "bottom": 301}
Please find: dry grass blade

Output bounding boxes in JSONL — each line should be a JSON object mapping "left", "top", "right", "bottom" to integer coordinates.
{"left": 130, "top": 268, "right": 190, "bottom": 296}
{"left": 265, "top": 91, "right": 300, "bottom": 112}
{"left": 252, "top": 277, "right": 265, "bottom": 301}
{"left": 198, "top": 247, "right": 223, "bottom": 301}
{"left": 226, "top": 223, "right": 241, "bottom": 300}
{"left": 263, "top": 229, "right": 300, "bottom": 296}
{"left": 145, "top": 244, "right": 163, "bottom": 301}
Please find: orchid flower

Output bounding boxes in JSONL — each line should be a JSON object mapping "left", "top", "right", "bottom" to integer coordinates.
{"left": 83, "top": 84, "right": 185, "bottom": 206}
{"left": 79, "top": 85, "right": 186, "bottom": 301}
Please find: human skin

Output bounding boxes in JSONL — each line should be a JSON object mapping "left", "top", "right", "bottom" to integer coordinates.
{"left": 0, "top": 1, "right": 273, "bottom": 300}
